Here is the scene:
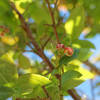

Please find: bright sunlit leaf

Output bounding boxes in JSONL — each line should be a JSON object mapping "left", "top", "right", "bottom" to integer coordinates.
{"left": 64, "top": 5, "right": 85, "bottom": 39}
{"left": 1, "top": 36, "right": 19, "bottom": 46}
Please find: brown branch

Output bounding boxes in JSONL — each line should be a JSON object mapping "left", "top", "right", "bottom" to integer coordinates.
{"left": 45, "top": 0, "right": 60, "bottom": 44}
{"left": 10, "top": 2, "right": 41, "bottom": 52}
{"left": 23, "top": 49, "right": 40, "bottom": 56}
{"left": 10, "top": 1, "right": 54, "bottom": 72}
{"left": 16, "top": 99, "right": 20, "bottom": 100}
{"left": 45, "top": 1, "right": 81, "bottom": 100}
{"left": 67, "top": 89, "right": 81, "bottom": 100}
{"left": 25, "top": 42, "right": 43, "bottom": 58}
{"left": 84, "top": 61, "right": 100, "bottom": 75}
{"left": 56, "top": 74, "right": 81, "bottom": 100}
{"left": 42, "top": 86, "right": 51, "bottom": 100}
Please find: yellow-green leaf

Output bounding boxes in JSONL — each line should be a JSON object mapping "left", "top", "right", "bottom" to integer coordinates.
{"left": 18, "top": 54, "right": 31, "bottom": 69}
{"left": 65, "top": 5, "right": 85, "bottom": 39}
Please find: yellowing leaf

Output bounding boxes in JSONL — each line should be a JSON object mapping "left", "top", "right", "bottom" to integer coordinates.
{"left": 75, "top": 16, "right": 81, "bottom": 26}
{"left": 77, "top": 67, "right": 94, "bottom": 80}
{"left": 11, "top": 0, "right": 32, "bottom": 14}
{"left": 1, "top": 51, "right": 14, "bottom": 63}
{"left": 1, "top": 36, "right": 19, "bottom": 46}
{"left": 65, "top": 20, "right": 74, "bottom": 35}
{"left": 69, "top": 60, "right": 94, "bottom": 79}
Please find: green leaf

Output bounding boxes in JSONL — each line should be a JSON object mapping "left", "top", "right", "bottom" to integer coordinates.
{"left": 73, "top": 40, "right": 95, "bottom": 49}
{"left": 82, "top": 0, "right": 100, "bottom": 38}
{"left": 64, "top": 64, "right": 79, "bottom": 71}
{"left": 63, "top": 79, "right": 83, "bottom": 90}
{"left": 14, "top": 74, "right": 51, "bottom": 98}
{"left": 1, "top": 51, "right": 14, "bottom": 63}
{"left": 46, "top": 83, "right": 60, "bottom": 100}
{"left": 64, "top": 5, "right": 85, "bottom": 39}
{"left": 59, "top": 48, "right": 79, "bottom": 66}
{"left": 18, "top": 54, "right": 31, "bottom": 69}
{"left": 0, "top": 86, "right": 14, "bottom": 100}
{"left": 83, "top": 0, "right": 100, "bottom": 21}
{"left": 0, "top": 43, "right": 13, "bottom": 56}
{"left": 0, "top": 0, "right": 18, "bottom": 32}
{"left": 0, "top": 43, "right": 8, "bottom": 56}
{"left": 62, "top": 70, "right": 82, "bottom": 83}
{"left": 37, "top": 21, "right": 46, "bottom": 35}
{"left": 25, "top": 85, "right": 46, "bottom": 99}
{"left": 86, "top": 25, "right": 100, "bottom": 38}
{"left": 78, "top": 48, "right": 93, "bottom": 61}
{"left": 22, "top": 1, "right": 51, "bottom": 23}
{"left": 0, "top": 59, "right": 18, "bottom": 87}
{"left": 61, "top": 70, "right": 83, "bottom": 90}
{"left": 16, "top": 32, "right": 27, "bottom": 49}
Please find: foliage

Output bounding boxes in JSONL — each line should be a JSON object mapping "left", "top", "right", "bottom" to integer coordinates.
{"left": 0, "top": 0, "right": 99, "bottom": 100}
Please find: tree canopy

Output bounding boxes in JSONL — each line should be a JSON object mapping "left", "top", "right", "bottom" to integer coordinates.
{"left": 0, "top": 0, "right": 100, "bottom": 100}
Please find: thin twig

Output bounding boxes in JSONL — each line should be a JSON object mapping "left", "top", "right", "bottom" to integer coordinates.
{"left": 84, "top": 61, "right": 100, "bottom": 75}
{"left": 67, "top": 89, "right": 81, "bottom": 100}
{"left": 42, "top": 37, "right": 51, "bottom": 49}
{"left": 42, "top": 86, "right": 51, "bottom": 100}
{"left": 45, "top": 0, "right": 60, "bottom": 44}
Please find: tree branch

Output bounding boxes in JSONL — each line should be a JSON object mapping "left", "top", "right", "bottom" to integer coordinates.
{"left": 45, "top": 0, "right": 60, "bottom": 44}
{"left": 42, "top": 86, "right": 51, "bottom": 100}
{"left": 84, "top": 61, "right": 100, "bottom": 75}
{"left": 10, "top": 2, "right": 41, "bottom": 52}
{"left": 10, "top": 1, "right": 54, "bottom": 72}
{"left": 67, "top": 89, "right": 81, "bottom": 100}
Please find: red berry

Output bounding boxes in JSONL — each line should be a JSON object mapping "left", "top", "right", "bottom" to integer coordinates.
{"left": 64, "top": 47, "right": 74, "bottom": 56}
{"left": 56, "top": 43, "right": 65, "bottom": 49}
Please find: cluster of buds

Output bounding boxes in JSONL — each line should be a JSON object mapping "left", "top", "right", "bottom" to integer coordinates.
{"left": 56, "top": 43, "right": 74, "bottom": 56}
{"left": 56, "top": 43, "right": 65, "bottom": 49}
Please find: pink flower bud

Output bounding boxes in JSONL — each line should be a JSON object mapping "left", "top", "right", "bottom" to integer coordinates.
{"left": 64, "top": 47, "right": 74, "bottom": 56}
{"left": 56, "top": 43, "right": 65, "bottom": 49}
